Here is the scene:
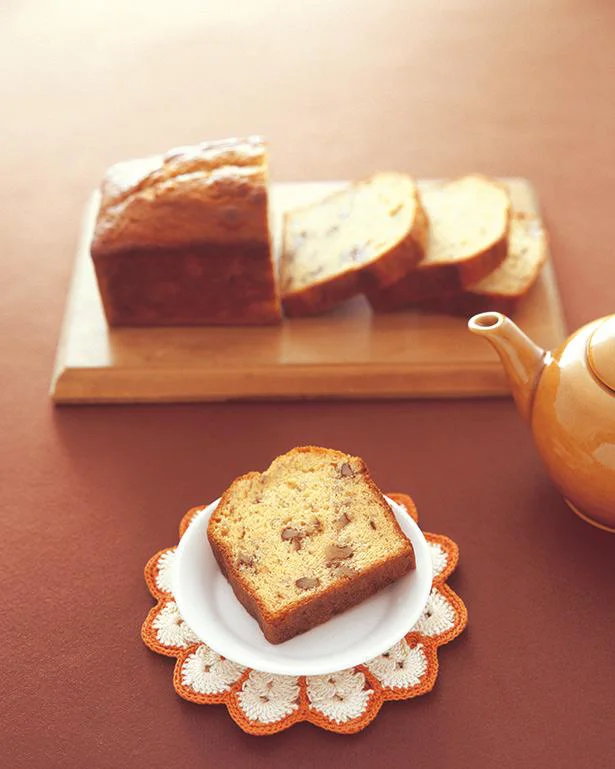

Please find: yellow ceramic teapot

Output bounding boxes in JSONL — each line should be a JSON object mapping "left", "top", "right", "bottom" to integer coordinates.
{"left": 469, "top": 311, "right": 615, "bottom": 532}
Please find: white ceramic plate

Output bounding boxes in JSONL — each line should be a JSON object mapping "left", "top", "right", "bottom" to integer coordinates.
{"left": 174, "top": 496, "right": 432, "bottom": 676}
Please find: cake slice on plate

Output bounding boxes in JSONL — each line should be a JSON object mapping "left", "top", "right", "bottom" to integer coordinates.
{"left": 208, "top": 446, "right": 415, "bottom": 643}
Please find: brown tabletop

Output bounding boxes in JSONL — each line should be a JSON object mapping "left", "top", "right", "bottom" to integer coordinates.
{"left": 3, "top": 1, "right": 615, "bottom": 766}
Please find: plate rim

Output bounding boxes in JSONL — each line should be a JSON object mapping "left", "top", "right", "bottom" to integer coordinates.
{"left": 173, "top": 495, "right": 433, "bottom": 676}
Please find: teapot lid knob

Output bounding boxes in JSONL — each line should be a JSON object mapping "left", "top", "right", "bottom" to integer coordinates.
{"left": 588, "top": 317, "right": 615, "bottom": 392}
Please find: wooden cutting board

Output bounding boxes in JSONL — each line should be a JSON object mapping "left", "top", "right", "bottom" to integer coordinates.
{"left": 50, "top": 179, "right": 566, "bottom": 403}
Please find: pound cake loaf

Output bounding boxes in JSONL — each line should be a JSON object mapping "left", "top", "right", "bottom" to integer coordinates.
{"left": 91, "top": 136, "right": 281, "bottom": 326}
{"left": 280, "top": 174, "right": 428, "bottom": 317}
{"left": 418, "top": 213, "right": 548, "bottom": 316}
{"left": 208, "top": 446, "right": 416, "bottom": 643}
{"left": 366, "top": 175, "right": 511, "bottom": 311}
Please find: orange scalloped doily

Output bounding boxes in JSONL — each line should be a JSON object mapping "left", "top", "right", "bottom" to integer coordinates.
{"left": 141, "top": 493, "right": 467, "bottom": 735}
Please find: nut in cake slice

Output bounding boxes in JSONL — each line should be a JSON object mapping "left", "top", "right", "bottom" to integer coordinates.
{"left": 208, "top": 446, "right": 416, "bottom": 643}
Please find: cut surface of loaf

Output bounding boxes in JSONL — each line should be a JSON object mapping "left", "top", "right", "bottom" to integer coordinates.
{"left": 418, "top": 213, "right": 548, "bottom": 316}
{"left": 280, "top": 174, "right": 428, "bottom": 317}
{"left": 91, "top": 136, "right": 281, "bottom": 326}
{"left": 366, "top": 175, "right": 511, "bottom": 311}
{"left": 208, "top": 446, "right": 416, "bottom": 643}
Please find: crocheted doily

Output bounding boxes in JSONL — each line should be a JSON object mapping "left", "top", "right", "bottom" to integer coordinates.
{"left": 141, "top": 492, "right": 467, "bottom": 735}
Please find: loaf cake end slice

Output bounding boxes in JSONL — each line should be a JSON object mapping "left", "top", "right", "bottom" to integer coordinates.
{"left": 367, "top": 174, "right": 511, "bottom": 310}
{"left": 418, "top": 212, "right": 548, "bottom": 316}
{"left": 280, "top": 173, "right": 428, "bottom": 317}
{"left": 208, "top": 446, "right": 416, "bottom": 643}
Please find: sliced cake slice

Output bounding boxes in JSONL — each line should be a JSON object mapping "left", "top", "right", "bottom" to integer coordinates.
{"left": 366, "top": 175, "right": 511, "bottom": 311}
{"left": 208, "top": 446, "right": 415, "bottom": 644}
{"left": 417, "top": 213, "right": 548, "bottom": 316}
{"left": 280, "top": 173, "right": 428, "bottom": 317}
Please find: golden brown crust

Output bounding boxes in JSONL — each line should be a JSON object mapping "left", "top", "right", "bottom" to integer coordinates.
{"left": 90, "top": 137, "right": 281, "bottom": 326}
{"left": 92, "top": 137, "right": 270, "bottom": 254}
{"left": 207, "top": 446, "right": 416, "bottom": 644}
{"left": 281, "top": 181, "right": 429, "bottom": 318}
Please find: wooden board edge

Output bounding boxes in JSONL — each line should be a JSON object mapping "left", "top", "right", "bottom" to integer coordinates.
{"left": 49, "top": 193, "right": 101, "bottom": 402}
{"left": 51, "top": 362, "right": 513, "bottom": 404}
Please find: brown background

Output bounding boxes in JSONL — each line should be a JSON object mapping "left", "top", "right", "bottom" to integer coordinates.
{"left": 2, "top": 1, "right": 615, "bottom": 766}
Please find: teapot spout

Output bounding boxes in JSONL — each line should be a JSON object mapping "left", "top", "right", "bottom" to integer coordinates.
{"left": 468, "top": 312, "right": 547, "bottom": 423}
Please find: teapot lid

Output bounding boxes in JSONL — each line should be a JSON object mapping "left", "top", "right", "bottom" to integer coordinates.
{"left": 588, "top": 317, "right": 615, "bottom": 392}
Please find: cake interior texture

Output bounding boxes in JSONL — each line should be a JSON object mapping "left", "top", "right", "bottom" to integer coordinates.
{"left": 470, "top": 213, "right": 546, "bottom": 296}
{"left": 281, "top": 174, "right": 419, "bottom": 293}
{"left": 420, "top": 175, "right": 510, "bottom": 265}
{"left": 208, "top": 447, "right": 415, "bottom": 626}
